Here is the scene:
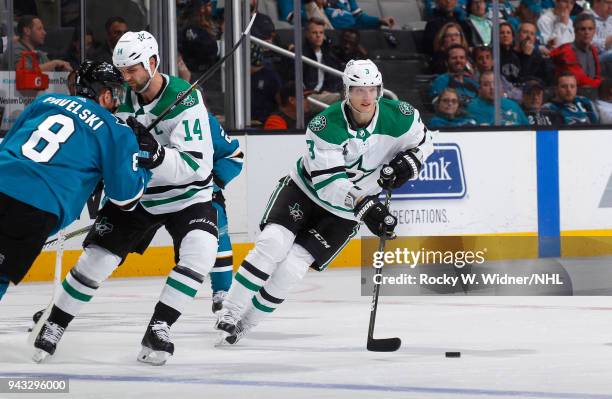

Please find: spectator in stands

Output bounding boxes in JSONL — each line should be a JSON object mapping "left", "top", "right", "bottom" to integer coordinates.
{"left": 431, "top": 45, "right": 479, "bottom": 105}
{"left": 264, "top": 81, "right": 312, "bottom": 130}
{"left": 490, "top": 0, "right": 521, "bottom": 30}
{"left": 304, "top": 0, "right": 334, "bottom": 29}
{"left": 66, "top": 28, "right": 96, "bottom": 70}
{"left": 585, "top": 0, "right": 612, "bottom": 76}
{"left": 6, "top": 15, "right": 72, "bottom": 71}
{"left": 500, "top": 22, "right": 521, "bottom": 85}
{"left": 251, "top": 43, "right": 282, "bottom": 124}
{"left": 538, "top": 0, "right": 575, "bottom": 49}
{"left": 430, "top": 22, "right": 470, "bottom": 74}
{"left": 251, "top": 0, "right": 276, "bottom": 42}
{"left": 87, "top": 16, "right": 128, "bottom": 64}
{"left": 323, "top": 0, "right": 395, "bottom": 29}
{"left": 423, "top": 0, "right": 471, "bottom": 55}
{"left": 429, "top": 88, "right": 477, "bottom": 128}
{"left": 466, "top": 71, "right": 529, "bottom": 125}
{"left": 290, "top": 18, "right": 343, "bottom": 106}
{"left": 333, "top": 29, "right": 368, "bottom": 66}
{"left": 472, "top": 45, "right": 522, "bottom": 99}
{"left": 595, "top": 78, "right": 612, "bottom": 123}
{"left": 521, "top": 79, "right": 563, "bottom": 125}
{"left": 465, "top": 0, "right": 491, "bottom": 47}
{"left": 585, "top": 0, "right": 612, "bottom": 59}
{"left": 425, "top": 0, "right": 468, "bottom": 20}
{"left": 179, "top": 0, "right": 221, "bottom": 73}
{"left": 515, "top": 0, "right": 543, "bottom": 25}
{"left": 542, "top": 71, "right": 599, "bottom": 124}
{"left": 550, "top": 13, "right": 601, "bottom": 89}
{"left": 514, "top": 22, "right": 550, "bottom": 84}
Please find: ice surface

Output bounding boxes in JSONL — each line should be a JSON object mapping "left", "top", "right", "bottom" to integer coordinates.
{"left": 2, "top": 266, "right": 612, "bottom": 399}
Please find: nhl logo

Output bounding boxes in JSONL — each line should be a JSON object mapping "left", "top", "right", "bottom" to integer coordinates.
{"left": 398, "top": 101, "right": 414, "bottom": 116}
{"left": 308, "top": 115, "right": 327, "bottom": 132}
{"left": 177, "top": 91, "right": 196, "bottom": 107}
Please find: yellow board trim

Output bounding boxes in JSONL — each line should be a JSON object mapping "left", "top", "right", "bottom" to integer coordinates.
{"left": 21, "top": 231, "right": 612, "bottom": 282}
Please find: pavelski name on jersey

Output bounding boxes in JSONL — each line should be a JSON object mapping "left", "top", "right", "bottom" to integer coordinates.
{"left": 289, "top": 98, "right": 434, "bottom": 221}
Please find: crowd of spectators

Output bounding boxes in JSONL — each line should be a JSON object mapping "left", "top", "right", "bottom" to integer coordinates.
{"left": 5, "top": 0, "right": 612, "bottom": 128}
{"left": 425, "top": 0, "right": 612, "bottom": 127}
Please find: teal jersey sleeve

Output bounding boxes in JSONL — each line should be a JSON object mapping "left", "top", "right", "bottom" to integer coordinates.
{"left": 210, "top": 113, "right": 243, "bottom": 190}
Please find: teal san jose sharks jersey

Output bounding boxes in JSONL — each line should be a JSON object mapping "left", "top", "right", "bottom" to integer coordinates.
{"left": 0, "top": 94, "right": 150, "bottom": 234}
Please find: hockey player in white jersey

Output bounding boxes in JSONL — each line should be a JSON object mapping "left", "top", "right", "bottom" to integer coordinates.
{"left": 32, "top": 31, "right": 218, "bottom": 365}
{"left": 215, "top": 59, "right": 434, "bottom": 344}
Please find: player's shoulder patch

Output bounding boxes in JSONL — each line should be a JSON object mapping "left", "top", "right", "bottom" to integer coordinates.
{"left": 376, "top": 98, "right": 417, "bottom": 137}
{"left": 150, "top": 75, "right": 201, "bottom": 119}
{"left": 308, "top": 114, "right": 327, "bottom": 132}
{"left": 307, "top": 103, "right": 348, "bottom": 145}
{"left": 398, "top": 101, "right": 415, "bottom": 116}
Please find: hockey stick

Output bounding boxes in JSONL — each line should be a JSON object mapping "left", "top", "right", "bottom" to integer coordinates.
{"left": 147, "top": 13, "right": 257, "bottom": 133}
{"left": 367, "top": 190, "right": 401, "bottom": 352}
{"left": 28, "top": 229, "right": 65, "bottom": 345}
{"left": 40, "top": 14, "right": 258, "bottom": 249}
{"left": 42, "top": 224, "right": 93, "bottom": 249}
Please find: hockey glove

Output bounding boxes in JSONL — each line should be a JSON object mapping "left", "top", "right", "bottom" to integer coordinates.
{"left": 378, "top": 149, "right": 422, "bottom": 190}
{"left": 354, "top": 195, "right": 397, "bottom": 239}
{"left": 127, "top": 116, "right": 165, "bottom": 169}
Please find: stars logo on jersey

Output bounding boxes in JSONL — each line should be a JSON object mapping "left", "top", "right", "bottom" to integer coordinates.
{"left": 137, "top": 33, "right": 146, "bottom": 41}
{"left": 288, "top": 203, "right": 304, "bottom": 222}
{"left": 346, "top": 155, "right": 376, "bottom": 183}
{"left": 398, "top": 101, "right": 414, "bottom": 116}
{"left": 177, "top": 91, "right": 195, "bottom": 107}
{"left": 308, "top": 115, "right": 327, "bottom": 132}
{"left": 95, "top": 217, "right": 114, "bottom": 236}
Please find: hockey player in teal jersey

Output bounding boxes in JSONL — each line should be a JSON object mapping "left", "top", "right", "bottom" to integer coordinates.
{"left": 208, "top": 113, "right": 244, "bottom": 313}
{"left": 215, "top": 59, "right": 434, "bottom": 344}
{"left": 0, "top": 61, "right": 150, "bottom": 301}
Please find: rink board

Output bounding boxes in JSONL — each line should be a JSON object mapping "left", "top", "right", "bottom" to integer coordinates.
{"left": 20, "top": 129, "right": 612, "bottom": 282}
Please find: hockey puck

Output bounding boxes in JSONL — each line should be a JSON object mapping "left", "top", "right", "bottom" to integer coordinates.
{"left": 445, "top": 351, "right": 461, "bottom": 358}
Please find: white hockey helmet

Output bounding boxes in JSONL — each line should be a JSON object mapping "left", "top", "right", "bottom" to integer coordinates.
{"left": 112, "top": 31, "right": 159, "bottom": 92}
{"left": 342, "top": 59, "right": 383, "bottom": 100}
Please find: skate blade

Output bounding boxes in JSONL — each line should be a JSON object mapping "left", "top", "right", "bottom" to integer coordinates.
{"left": 32, "top": 349, "right": 50, "bottom": 363}
{"left": 214, "top": 331, "right": 232, "bottom": 347}
{"left": 137, "top": 346, "right": 170, "bottom": 366}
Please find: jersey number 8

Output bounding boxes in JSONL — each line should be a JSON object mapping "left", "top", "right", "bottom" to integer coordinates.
{"left": 21, "top": 114, "right": 75, "bottom": 163}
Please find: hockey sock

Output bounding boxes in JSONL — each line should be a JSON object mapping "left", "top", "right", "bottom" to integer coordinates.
{"left": 149, "top": 301, "right": 181, "bottom": 326}
{"left": 225, "top": 260, "right": 271, "bottom": 316}
{"left": 48, "top": 305, "right": 74, "bottom": 329}
{"left": 158, "top": 265, "right": 204, "bottom": 314}
{"left": 210, "top": 252, "right": 233, "bottom": 292}
{"left": 55, "top": 268, "right": 99, "bottom": 318}
{"left": 250, "top": 244, "right": 314, "bottom": 317}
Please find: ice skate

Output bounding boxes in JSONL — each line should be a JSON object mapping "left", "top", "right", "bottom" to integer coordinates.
{"left": 211, "top": 290, "right": 227, "bottom": 314}
{"left": 32, "top": 320, "right": 65, "bottom": 363}
{"left": 214, "top": 307, "right": 240, "bottom": 344}
{"left": 222, "top": 320, "right": 252, "bottom": 345}
{"left": 137, "top": 320, "right": 174, "bottom": 366}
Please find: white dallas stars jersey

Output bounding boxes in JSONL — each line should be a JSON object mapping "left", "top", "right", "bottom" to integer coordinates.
{"left": 116, "top": 74, "right": 213, "bottom": 214}
{"left": 290, "top": 98, "right": 434, "bottom": 220}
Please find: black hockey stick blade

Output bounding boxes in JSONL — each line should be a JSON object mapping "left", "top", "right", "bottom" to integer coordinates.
{"left": 367, "top": 337, "right": 402, "bottom": 352}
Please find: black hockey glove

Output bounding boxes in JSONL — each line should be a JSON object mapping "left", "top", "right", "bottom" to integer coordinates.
{"left": 378, "top": 149, "right": 422, "bottom": 190}
{"left": 127, "top": 116, "right": 165, "bottom": 169}
{"left": 354, "top": 195, "right": 397, "bottom": 239}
